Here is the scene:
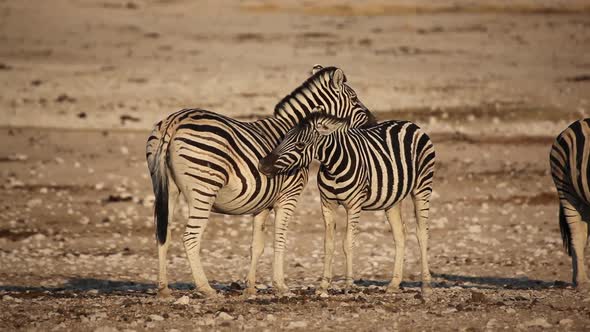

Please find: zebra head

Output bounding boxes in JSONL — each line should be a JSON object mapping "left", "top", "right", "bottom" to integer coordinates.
{"left": 259, "top": 111, "right": 348, "bottom": 177}
{"left": 274, "top": 65, "right": 377, "bottom": 128}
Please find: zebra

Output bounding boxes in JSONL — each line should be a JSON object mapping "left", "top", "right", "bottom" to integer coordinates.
{"left": 550, "top": 118, "right": 590, "bottom": 290}
{"left": 146, "top": 66, "right": 375, "bottom": 297}
{"left": 259, "top": 112, "right": 435, "bottom": 295}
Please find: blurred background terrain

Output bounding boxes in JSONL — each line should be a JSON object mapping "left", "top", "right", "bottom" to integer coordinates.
{"left": 1, "top": 0, "right": 590, "bottom": 330}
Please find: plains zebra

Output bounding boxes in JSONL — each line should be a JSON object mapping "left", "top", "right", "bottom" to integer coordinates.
{"left": 550, "top": 118, "right": 590, "bottom": 290}
{"left": 259, "top": 112, "right": 435, "bottom": 295}
{"left": 146, "top": 66, "right": 375, "bottom": 297}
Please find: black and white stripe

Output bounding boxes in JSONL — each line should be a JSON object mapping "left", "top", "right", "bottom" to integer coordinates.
{"left": 146, "top": 66, "right": 375, "bottom": 297}
{"left": 259, "top": 112, "right": 435, "bottom": 295}
{"left": 550, "top": 118, "right": 590, "bottom": 289}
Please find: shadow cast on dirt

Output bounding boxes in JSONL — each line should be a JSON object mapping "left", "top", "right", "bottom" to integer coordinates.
{"left": 0, "top": 273, "right": 569, "bottom": 298}
{"left": 355, "top": 273, "right": 568, "bottom": 291}
{"left": 0, "top": 278, "right": 191, "bottom": 294}
{"left": 432, "top": 273, "right": 568, "bottom": 290}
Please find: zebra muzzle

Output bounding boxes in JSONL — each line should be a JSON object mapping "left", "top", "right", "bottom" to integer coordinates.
{"left": 259, "top": 153, "right": 280, "bottom": 177}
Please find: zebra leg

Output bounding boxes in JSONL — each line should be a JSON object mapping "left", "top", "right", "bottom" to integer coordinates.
{"left": 562, "top": 199, "right": 590, "bottom": 289}
{"left": 183, "top": 188, "right": 218, "bottom": 297}
{"left": 343, "top": 206, "right": 361, "bottom": 289}
{"left": 157, "top": 181, "right": 180, "bottom": 298}
{"left": 319, "top": 200, "right": 338, "bottom": 292}
{"left": 385, "top": 203, "right": 406, "bottom": 293}
{"left": 413, "top": 194, "right": 432, "bottom": 296}
{"left": 272, "top": 207, "right": 293, "bottom": 294}
{"left": 244, "top": 209, "right": 270, "bottom": 295}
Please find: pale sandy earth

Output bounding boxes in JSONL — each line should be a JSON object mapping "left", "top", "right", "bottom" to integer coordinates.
{"left": 1, "top": 0, "right": 590, "bottom": 331}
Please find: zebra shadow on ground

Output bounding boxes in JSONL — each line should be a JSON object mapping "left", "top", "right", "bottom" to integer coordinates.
{"left": 354, "top": 273, "right": 568, "bottom": 291}
{"left": 0, "top": 279, "right": 165, "bottom": 296}
{"left": 0, "top": 278, "right": 246, "bottom": 296}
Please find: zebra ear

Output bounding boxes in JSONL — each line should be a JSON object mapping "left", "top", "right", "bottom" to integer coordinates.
{"left": 311, "top": 64, "right": 323, "bottom": 75}
{"left": 311, "top": 105, "right": 325, "bottom": 113}
{"left": 315, "top": 121, "right": 340, "bottom": 136}
{"left": 331, "top": 68, "right": 346, "bottom": 91}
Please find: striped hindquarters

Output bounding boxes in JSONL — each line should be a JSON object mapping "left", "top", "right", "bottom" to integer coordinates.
{"left": 412, "top": 125, "right": 435, "bottom": 202}
{"left": 381, "top": 121, "right": 434, "bottom": 205}
{"left": 550, "top": 118, "right": 590, "bottom": 254}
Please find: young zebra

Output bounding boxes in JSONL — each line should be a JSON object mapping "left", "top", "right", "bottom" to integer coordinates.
{"left": 146, "top": 66, "right": 375, "bottom": 297}
{"left": 550, "top": 118, "right": 590, "bottom": 290}
{"left": 259, "top": 112, "right": 435, "bottom": 295}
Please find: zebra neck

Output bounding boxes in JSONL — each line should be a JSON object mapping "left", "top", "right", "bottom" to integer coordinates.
{"left": 316, "top": 132, "right": 357, "bottom": 175}
{"left": 249, "top": 116, "right": 293, "bottom": 145}
{"left": 273, "top": 77, "right": 327, "bottom": 126}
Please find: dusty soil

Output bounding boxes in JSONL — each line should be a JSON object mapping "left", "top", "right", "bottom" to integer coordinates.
{"left": 1, "top": 0, "right": 590, "bottom": 331}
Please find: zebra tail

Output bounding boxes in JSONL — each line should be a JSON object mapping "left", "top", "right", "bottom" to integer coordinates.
{"left": 148, "top": 124, "right": 171, "bottom": 246}
{"left": 559, "top": 202, "right": 572, "bottom": 256}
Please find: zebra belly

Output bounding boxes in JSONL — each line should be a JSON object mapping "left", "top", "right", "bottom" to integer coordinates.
{"left": 211, "top": 178, "right": 276, "bottom": 215}
{"left": 319, "top": 175, "right": 410, "bottom": 211}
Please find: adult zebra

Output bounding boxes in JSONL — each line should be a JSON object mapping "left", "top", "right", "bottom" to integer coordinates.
{"left": 259, "top": 112, "right": 435, "bottom": 295}
{"left": 550, "top": 118, "right": 590, "bottom": 290}
{"left": 146, "top": 66, "right": 375, "bottom": 297}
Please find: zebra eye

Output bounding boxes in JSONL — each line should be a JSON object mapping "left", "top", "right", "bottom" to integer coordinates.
{"left": 294, "top": 142, "right": 305, "bottom": 150}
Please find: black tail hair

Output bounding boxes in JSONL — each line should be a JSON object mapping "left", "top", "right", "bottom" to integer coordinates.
{"left": 152, "top": 140, "right": 170, "bottom": 245}
{"left": 559, "top": 203, "right": 572, "bottom": 256}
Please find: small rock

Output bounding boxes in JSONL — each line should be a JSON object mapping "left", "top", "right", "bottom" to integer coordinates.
{"left": 559, "top": 318, "right": 574, "bottom": 326}
{"left": 55, "top": 93, "right": 76, "bottom": 103}
{"left": 174, "top": 295, "right": 190, "bottom": 305}
{"left": 265, "top": 314, "right": 276, "bottom": 322}
{"left": 286, "top": 321, "right": 308, "bottom": 329}
{"left": 486, "top": 319, "right": 500, "bottom": 329}
{"left": 470, "top": 290, "right": 485, "bottom": 303}
{"left": 217, "top": 312, "right": 234, "bottom": 321}
{"left": 522, "top": 318, "right": 551, "bottom": 328}
{"left": 8, "top": 153, "right": 27, "bottom": 161}
{"left": 149, "top": 314, "right": 164, "bottom": 321}
{"left": 94, "top": 327, "right": 118, "bottom": 332}
{"left": 120, "top": 146, "right": 129, "bottom": 155}
{"left": 27, "top": 198, "right": 43, "bottom": 207}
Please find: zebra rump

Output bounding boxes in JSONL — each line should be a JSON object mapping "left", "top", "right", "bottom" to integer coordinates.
{"left": 550, "top": 118, "right": 590, "bottom": 256}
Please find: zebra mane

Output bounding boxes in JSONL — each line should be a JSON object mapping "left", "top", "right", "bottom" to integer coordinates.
{"left": 296, "top": 111, "right": 348, "bottom": 131}
{"left": 273, "top": 66, "right": 344, "bottom": 121}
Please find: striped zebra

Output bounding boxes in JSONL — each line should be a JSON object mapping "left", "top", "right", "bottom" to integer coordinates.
{"left": 259, "top": 112, "right": 435, "bottom": 295}
{"left": 146, "top": 66, "right": 375, "bottom": 297}
{"left": 550, "top": 118, "right": 590, "bottom": 290}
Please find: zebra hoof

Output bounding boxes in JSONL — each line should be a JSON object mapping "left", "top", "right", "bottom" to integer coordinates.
{"left": 243, "top": 287, "right": 257, "bottom": 296}
{"left": 421, "top": 284, "right": 433, "bottom": 298}
{"left": 385, "top": 285, "right": 401, "bottom": 294}
{"left": 197, "top": 287, "right": 218, "bottom": 298}
{"left": 157, "top": 287, "right": 172, "bottom": 298}
{"left": 315, "top": 288, "right": 329, "bottom": 297}
{"left": 272, "top": 281, "right": 290, "bottom": 295}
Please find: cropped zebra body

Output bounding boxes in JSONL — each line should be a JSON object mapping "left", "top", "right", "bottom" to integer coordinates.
{"left": 146, "top": 66, "right": 375, "bottom": 297}
{"left": 550, "top": 118, "right": 590, "bottom": 289}
{"left": 259, "top": 113, "right": 435, "bottom": 295}
{"left": 316, "top": 121, "right": 434, "bottom": 211}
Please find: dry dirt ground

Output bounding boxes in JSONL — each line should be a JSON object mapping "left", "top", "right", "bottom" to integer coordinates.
{"left": 1, "top": 0, "right": 590, "bottom": 331}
